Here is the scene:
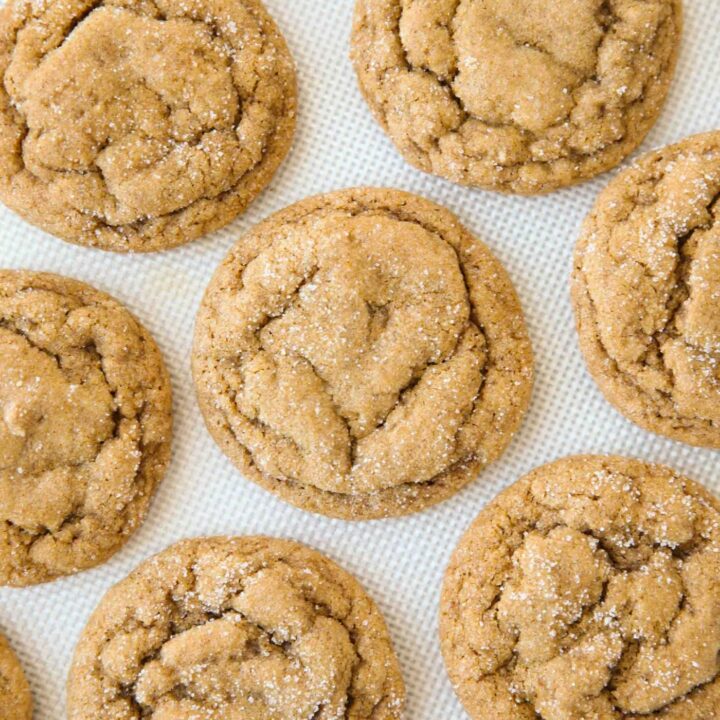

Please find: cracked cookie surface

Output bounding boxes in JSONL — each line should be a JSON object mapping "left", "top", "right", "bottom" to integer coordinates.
{"left": 0, "top": 632, "right": 32, "bottom": 720}
{"left": 573, "top": 131, "right": 720, "bottom": 448}
{"left": 351, "top": 0, "right": 682, "bottom": 194}
{"left": 0, "top": 0, "right": 296, "bottom": 252}
{"left": 0, "top": 271, "right": 172, "bottom": 586}
{"left": 192, "top": 188, "right": 533, "bottom": 519}
{"left": 67, "top": 536, "right": 405, "bottom": 720}
{"left": 440, "top": 454, "right": 720, "bottom": 720}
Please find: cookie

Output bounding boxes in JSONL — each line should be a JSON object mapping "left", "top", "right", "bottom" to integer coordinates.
{"left": 0, "top": 0, "right": 296, "bottom": 252}
{"left": 351, "top": 0, "right": 682, "bottom": 194}
{"left": 440, "top": 454, "right": 720, "bottom": 720}
{"left": 0, "top": 271, "right": 172, "bottom": 586}
{"left": 192, "top": 188, "right": 533, "bottom": 519}
{"left": 67, "top": 536, "right": 405, "bottom": 719}
{"left": 0, "top": 633, "right": 32, "bottom": 720}
{"left": 573, "top": 131, "right": 720, "bottom": 448}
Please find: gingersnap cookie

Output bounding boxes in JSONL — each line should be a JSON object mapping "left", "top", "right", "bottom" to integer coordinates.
{"left": 0, "top": 633, "right": 32, "bottom": 720}
{"left": 0, "top": 271, "right": 172, "bottom": 586}
{"left": 67, "top": 536, "right": 405, "bottom": 720}
{"left": 441, "top": 454, "right": 720, "bottom": 720}
{"left": 573, "top": 131, "right": 720, "bottom": 448}
{"left": 192, "top": 188, "right": 533, "bottom": 519}
{"left": 351, "top": 0, "right": 682, "bottom": 194}
{"left": 0, "top": 0, "right": 296, "bottom": 252}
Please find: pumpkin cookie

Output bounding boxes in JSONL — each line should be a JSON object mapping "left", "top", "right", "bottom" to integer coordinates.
{"left": 351, "top": 0, "right": 682, "bottom": 194}
{"left": 441, "top": 455, "right": 720, "bottom": 720}
{"left": 67, "top": 536, "right": 405, "bottom": 720}
{"left": 573, "top": 131, "right": 720, "bottom": 448}
{"left": 0, "top": 633, "right": 32, "bottom": 720}
{"left": 192, "top": 188, "right": 533, "bottom": 519}
{"left": 0, "top": 271, "right": 172, "bottom": 586}
{"left": 0, "top": 0, "right": 296, "bottom": 252}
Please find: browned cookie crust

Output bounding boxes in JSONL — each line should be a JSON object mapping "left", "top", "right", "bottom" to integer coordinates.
{"left": 67, "top": 536, "right": 405, "bottom": 720}
{"left": 573, "top": 131, "right": 720, "bottom": 448}
{"left": 0, "top": 271, "right": 172, "bottom": 586}
{"left": 351, "top": 0, "right": 682, "bottom": 194}
{"left": 441, "top": 455, "right": 720, "bottom": 720}
{"left": 0, "top": 0, "right": 296, "bottom": 252}
{"left": 0, "top": 633, "right": 32, "bottom": 720}
{"left": 192, "top": 188, "right": 533, "bottom": 519}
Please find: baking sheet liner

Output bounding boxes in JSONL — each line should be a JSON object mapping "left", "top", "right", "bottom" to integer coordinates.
{"left": 1, "top": 1, "right": 719, "bottom": 717}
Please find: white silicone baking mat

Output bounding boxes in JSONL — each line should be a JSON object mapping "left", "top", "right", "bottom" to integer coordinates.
{"left": 1, "top": 1, "right": 719, "bottom": 717}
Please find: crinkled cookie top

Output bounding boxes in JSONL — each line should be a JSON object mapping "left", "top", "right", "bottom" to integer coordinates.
{"left": 68, "top": 536, "right": 405, "bottom": 720}
{"left": 0, "top": 0, "right": 296, "bottom": 251}
{"left": 192, "top": 188, "right": 533, "bottom": 519}
{"left": 0, "top": 633, "right": 32, "bottom": 720}
{"left": 573, "top": 131, "right": 720, "bottom": 448}
{"left": 0, "top": 271, "right": 172, "bottom": 585}
{"left": 441, "top": 455, "right": 720, "bottom": 720}
{"left": 352, "top": 0, "right": 681, "bottom": 193}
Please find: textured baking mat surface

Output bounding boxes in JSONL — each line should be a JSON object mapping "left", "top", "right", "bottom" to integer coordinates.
{"left": 1, "top": 1, "right": 719, "bottom": 717}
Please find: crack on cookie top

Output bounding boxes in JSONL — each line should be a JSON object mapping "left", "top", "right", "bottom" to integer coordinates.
{"left": 352, "top": 0, "right": 680, "bottom": 191}
{"left": 216, "top": 209, "right": 484, "bottom": 494}
{"left": 576, "top": 133, "right": 720, "bottom": 439}
{"left": 68, "top": 538, "right": 405, "bottom": 720}
{"left": 0, "top": 0, "right": 294, "bottom": 248}
{"left": 443, "top": 457, "right": 720, "bottom": 720}
{"left": 0, "top": 272, "right": 171, "bottom": 585}
{"left": 193, "top": 193, "right": 533, "bottom": 515}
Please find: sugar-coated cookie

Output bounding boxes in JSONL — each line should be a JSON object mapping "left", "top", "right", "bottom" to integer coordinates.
{"left": 0, "top": 633, "right": 32, "bottom": 720}
{"left": 441, "top": 455, "right": 720, "bottom": 720}
{"left": 573, "top": 131, "right": 720, "bottom": 447}
{"left": 192, "top": 188, "right": 533, "bottom": 519}
{"left": 68, "top": 536, "right": 405, "bottom": 719}
{"left": 0, "top": 0, "right": 296, "bottom": 251}
{"left": 352, "top": 0, "right": 681, "bottom": 194}
{"left": 0, "top": 271, "right": 172, "bottom": 585}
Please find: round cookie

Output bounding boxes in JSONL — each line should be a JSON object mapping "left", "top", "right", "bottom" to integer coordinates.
{"left": 573, "top": 131, "right": 720, "bottom": 448}
{"left": 192, "top": 188, "right": 533, "bottom": 519}
{"left": 0, "top": 0, "right": 296, "bottom": 252}
{"left": 351, "top": 0, "right": 682, "bottom": 194}
{"left": 440, "top": 455, "right": 720, "bottom": 720}
{"left": 67, "top": 536, "right": 405, "bottom": 719}
{"left": 0, "top": 271, "right": 172, "bottom": 586}
{"left": 0, "top": 633, "right": 32, "bottom": 720}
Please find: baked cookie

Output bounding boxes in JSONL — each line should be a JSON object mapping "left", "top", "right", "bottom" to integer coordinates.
{"left": 0, "top": 271, "right": 172, "bottom": 586}
{"left": 192, "top": 188, "right": 533, "bottom": 519}
{"left": 441, "top": 455, "right": 720, "bottom": 720}
{"left": 0, "top": 0, "right": 296, "bottom": 252}
{"left": 67, "top": 536, "right": 405, "bottom": 719}
{"left": 351, "top": 0, "right": 682, "bottom": 194}
{"left": 573, "top": 131, "right": 720, "bottom": 448}
{"left": 0, "top": 632, "right": 32, "bottom": 720}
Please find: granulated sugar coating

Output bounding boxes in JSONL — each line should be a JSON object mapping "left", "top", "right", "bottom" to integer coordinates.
{"left": 573, "top": 131, "right": 720, "bottom": 448}
{"left": 440, "top": 455, "right": 720, "bottom": 720}
{"left": 67, "top": 536, "right": 405, "bottom": 720}
{"left": 192, "top": 188, "right": 534, "bottom": 519}
{"left": 0, "top": 0, "right": 296, "bottom": 252}
{"left": 0, "top": 632, "right": 32, "bottom": 720}
{"left": 351, "top": 0, "right": 681, "bottom": 194}
{"left": 0, "top": 271, "right": 172, "bottom": 586}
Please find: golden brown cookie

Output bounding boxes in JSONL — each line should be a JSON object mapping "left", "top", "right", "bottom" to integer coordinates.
{"left": 573, "top": 131, "right": 720, "bottom": 448}
{"left": 192, "top": 188, "right": 533, "bottom": 519}
{"left": 351, "top": 0, "right": 682, "bottom": 194}
{"left": 0, "top": 271, "right": 172, "bottom": 586}
{"left": 440, "top": 455, "right": 720, "bottom": 720}
{"left": 0, "top": 633, "right": 32, "bottom": 720}
{"left": 67, "top": 536, "right": 405, "bottom": 720}
{"left": 0, "top": 0, "right": 296, "bottom": 252}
